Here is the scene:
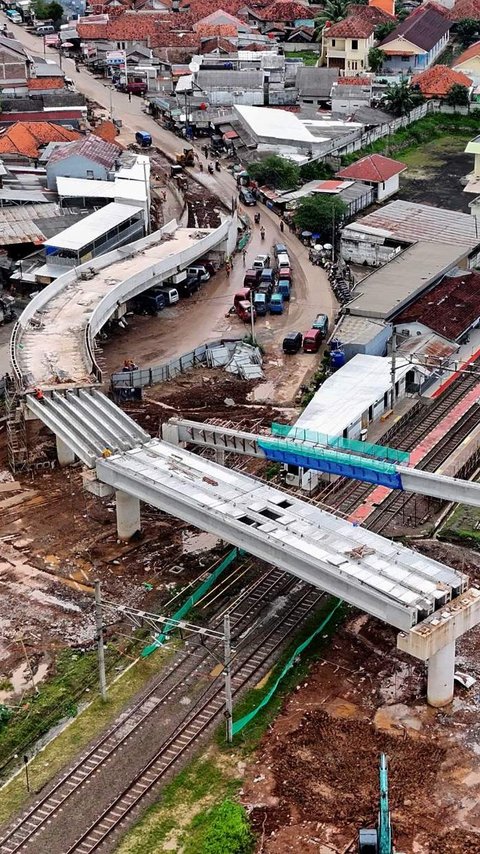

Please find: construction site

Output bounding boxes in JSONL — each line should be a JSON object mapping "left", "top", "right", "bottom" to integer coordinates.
{"left": 2, "top": 130, "right": 480, "bottom": 854}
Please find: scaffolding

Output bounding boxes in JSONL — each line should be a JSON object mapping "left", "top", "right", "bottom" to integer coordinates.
{"left": 5, "top": 378, "right": 29, "bottom": 474}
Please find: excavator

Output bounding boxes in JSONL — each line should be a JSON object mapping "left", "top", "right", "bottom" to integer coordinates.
{"left": 175, "top": 147, "right": 195, "bottom": 167}
{"left": 358, "top": 754, "right": 394, "bottom": 854}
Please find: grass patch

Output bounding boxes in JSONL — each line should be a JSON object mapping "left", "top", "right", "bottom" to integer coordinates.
{"left": 399, "top": 133, "right": 472, "bottom": 169}
{"left": 340, "top": 112, "right": 480, "bottom": 166}
{"left": 0, "top": 644, "right": 175, "bottom": 827}
{"left": 284, "top": 50, "right": 319, "bottom": 65}
{"left": 438, "top": 499, "right": 480, "bottom": 547}
{"left": 115, "top": 752, "right": 243, "bottom": 854}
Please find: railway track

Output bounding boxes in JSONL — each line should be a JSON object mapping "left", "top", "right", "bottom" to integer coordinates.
{"left": 0, "top": 565, "right": 304, "bottom": 854}
{"left": 317, "top": 364, "right": 480, "bottom": 521}
{"left": 64, "top": 586, "right": 322, "bottom": 854}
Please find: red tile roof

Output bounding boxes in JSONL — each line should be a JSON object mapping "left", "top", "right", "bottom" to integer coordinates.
{"left": 449, "top": 0, "right": 480, "bottom": 19}
{"left": 453, "top": 39, "right": 480, "bottom": 66}
{"left": 395, "top": 271, "right": 480, "bottom": 340}
{"left": 325, "top": 15, "right": 375, "bottom": 38}
{"left": 412, "top": 64, "right": 472, "bottom": 97}
{"left": 198, "top": 35, "right": 236, "bottom": 51}
{"left": 0, "top": 121, "right": 81, "bottom": 158}
{"left": 195, "top": 22, "right": 238, "bottom": 35}
{"left": 380, "top": 7, "right": 452, "bottom": 51}
{"left": 337, "top": 153, "right": 406, "bottom": 182}
{"left": 252, "top": 0, "right": 314, "bottom": 20}
{"left": 407, "top": 0, "right": 450, "bottom": 18}
{"left": 92, "top": 119, "right": 122, "bottom": 145}
{"left": 348, "top": 3, "right": 395, "bottom": 20}
{"left": 27, "top": 77, "right": 64, "bottom": 90}
{"left": 338, "top": 76, "right": 372, "bottom": 85}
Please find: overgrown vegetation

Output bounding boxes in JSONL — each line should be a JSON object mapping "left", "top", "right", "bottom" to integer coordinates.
{"left": 383, "top": 79, "right": 425, "bottom": 117}
{"left": 284, "top": 50, "right": 319, "bottom": 66}
{"left": 249, "top": 155, "right": 299, "bottom": 189}
{"left": 438, "top": 501, "right": 480, "bottom": 547}
{"left": 340, "top": 112, "right": 480, "bottom": 166}
{"left": 299, "top": 160, "right": 334, "bottom": 182}
{"left": 31, "top": 0, "right": 63, "bottom": 21}
{"left": 184, "top": 800, "right": 254, "bottom": 854}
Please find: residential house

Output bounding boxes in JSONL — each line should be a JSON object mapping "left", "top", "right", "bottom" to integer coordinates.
{"left": 379, "top": 7, "right": 452, "bottom": 73}
{"left": 464, "top": 134, "right": 480, "bottom": 195}
{"left": 193, "top": 9, "right": 253, "bottom": 33}
{"left": 330, "top": 78, "right": 372, "bottom": 114}
{"left": 45, "top": 135, "right": 122, "bottom": 190}
{"left": 245, "top": 1, "right": 315, "bottom": 35}
{"left": 0, "top": 121, "right": 81, "bottom": 161}
{"left": 296, "top": 67, "right": 339, "bottom": 106}
{"left": 0, "top": 34, "right": 30, "bottom": 96}
{"left": 453, "top": 41, "right": 480, "bottom": 85}
{"left": 394, "top": 270, "right": 480, "bottom": 345}
{"left": 412, "top": 64, "right": 473, "bottom": 97}
{"left": 323, "top": 16, "right": 375, "bottom": 73}
{"left": 27, "top": 59, "right": 66, "bottom": 94}
{"left": 196, "top": 68, "right": 264, "bottom": 104}
{"left": 336, "top": 153, "right": 407, "bottom": 200}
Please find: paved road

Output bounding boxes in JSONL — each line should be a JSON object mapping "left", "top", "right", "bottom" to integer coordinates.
{"left": 2, "top": 16, "right": 337, "bottom": 399}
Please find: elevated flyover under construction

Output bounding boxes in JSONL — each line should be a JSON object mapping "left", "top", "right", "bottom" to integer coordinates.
{"left": 7, "top": 217, "right": 480, "bottom": 709}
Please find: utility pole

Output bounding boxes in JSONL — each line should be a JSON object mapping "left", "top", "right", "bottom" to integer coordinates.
{"left": 94, "top": 580, "right": 107, "bottom": 702}
{"left": 109, "top": 84, "right": 114, "bottom": 121}
{"left": 223, "top": 613, "right": 233, "bottom": 744}
{"left": 390, "top": 326, "right": 397, "bottom": 410}
{"left": 249, "top": 287, "right": 256, "bottom": 346}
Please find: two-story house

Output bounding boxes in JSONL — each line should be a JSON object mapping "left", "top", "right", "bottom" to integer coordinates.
{"left": 379, "top": 7, "right": 452, "bottom": 73}
{"left": 323, "top": 16, "right": 375, "bottom": 73}
{"left": 0, "top": 34, "right": 30, "bottom": 96}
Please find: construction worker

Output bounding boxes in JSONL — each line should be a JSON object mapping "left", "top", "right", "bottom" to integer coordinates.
{"left": 225, "top": 260, "right": 231, "bottom": 277}
{"left": 101, "top": 448, "right": 112, "bottom": 458}
{"left": 33, "top": 387, "right": 44, "bottom": 401}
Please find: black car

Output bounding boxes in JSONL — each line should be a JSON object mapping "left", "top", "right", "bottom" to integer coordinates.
{"left": 177, "top": 275, "right": 200, "bottom": 298}
{"left": 239, "top": 188, "right": 257, "bottom": 206}
{"left": 282, "top": 332, "right": 303, "bottom": 354}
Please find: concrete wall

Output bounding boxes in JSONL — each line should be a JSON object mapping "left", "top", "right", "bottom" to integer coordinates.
{"left": 340, "top": 237, "right": 403, "bottom": 266}
{"left": 377, "top": 173, "right": 400, "bottom": 201}
{"left": 342, "top": 323, "right": 391, "bottom": 361}
{"left": 47, "top": 154, "right": 112, "bottom": 190}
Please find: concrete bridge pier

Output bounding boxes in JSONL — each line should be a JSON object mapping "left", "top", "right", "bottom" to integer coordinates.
{"left": 427, "top": 641, "right": 455, "bottom": 707}
{"left": 56, "top": 435, "right": 76, "bottom": 467}
{"left": 116, "top": 490, "right": 141, "bottom": 540}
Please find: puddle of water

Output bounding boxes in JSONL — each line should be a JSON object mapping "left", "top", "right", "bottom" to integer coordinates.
{"left": 181, "top": 532, "right": 220, "bottom": 555}
{"left": 248, "top": 381, "right": 275, "bottom": 402}
{"left": 0, "top": 659, "right": 49, "bottom": 702}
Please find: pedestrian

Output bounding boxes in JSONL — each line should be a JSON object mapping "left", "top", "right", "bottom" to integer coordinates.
{"left": 128, "top": 91, "right": 132, "bottom": 102}
{"left": 225, "top": 261, "right": 231, "bottom": 277}
{"left": 280, "top": 219, "right": 284, "bottom": 233}
{"left": 242, "top": 248, "right": 247, "bottom": 265}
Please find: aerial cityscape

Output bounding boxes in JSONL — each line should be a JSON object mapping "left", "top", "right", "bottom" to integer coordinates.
{"left": 0, "top": 0, "right": 480, "bottom": 850}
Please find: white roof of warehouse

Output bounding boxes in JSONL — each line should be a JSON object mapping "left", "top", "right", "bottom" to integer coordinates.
{"left": 293, "top": 354, "right": 411, "bottom": 438}
{"left": 56, "top": 176, "right": 148, "bottom": 202}
{"left": 233, "top": 104, "right": 317, "bottom": 143}
{"left": 44, "top": 203, "right": 143, "bottom": 251}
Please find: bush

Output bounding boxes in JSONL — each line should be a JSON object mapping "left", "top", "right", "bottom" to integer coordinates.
{"left": 184, "top": 799, "right": 255, "bottom": 854}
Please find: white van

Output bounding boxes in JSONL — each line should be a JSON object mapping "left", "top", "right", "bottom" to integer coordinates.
{"left": 36, "top": 24, "right": 55, "bottom": 34}
{"left": 158, "top": 286, "right": 179, "bottom": 305}
{"left": 277, "top": 252, "right": 290, "bottom": 270}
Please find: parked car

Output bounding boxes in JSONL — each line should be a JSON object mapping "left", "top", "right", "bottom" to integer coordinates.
{"left": 276, "top": 279, "right": 290, "bottom": 301}
{"left": 277, "top": 252, "right": 290, "bottom": 270}
{"left": 199, "top": 259, "right": 216, "bottom": 277}
{"left": 273, "top": 243, "right": 288, "bottom": 258}
{"left": 234, "top": 288, "right": 251, "bottom": 310}
{"left": 277, "top": 266, "right": 292, "bottom": 282}
{"left": 303, "top": 328, "right": 322, "bottom": 353}
{"left": 253, "top": 292, "right": 268, "bottom": 316}
{"left": 239, "top": 188, "right": 256, "bottom": 206}
{"left": 188, "top": 265, "right": 210, "bottom": 282}
{"left": 177, "top": 276, "right": 199, "bottom": 297}
{"left": 257, "top": 281, "right": 273, "bottom": 299}
{"left": 157, "top": 286, "right": 179, "bottom": 305}
{"left": 312, "top": 313, "right": 329, "bottom": 338}
{"left": 244, "top": 268, "right": 261, "bottom": 288}
{"left": 135, "top": 291, "right": 166, "bottom": 315}
{"left": 252, "top": 254, "right": 270, "bottom": 270}
{"left": 236, "top": 300, "right": 256, "bottom": 322}
{"left": 269, "top": 293, "right": 284, "bottom": 315}
{"left": 118, "top": 81, "right": 147, "bottom": 96}
{"left": 283, "top": 332, "right": 302, "bottom": 354}
{"left": 260, "top": 268, "right": 276, "bottom": 286}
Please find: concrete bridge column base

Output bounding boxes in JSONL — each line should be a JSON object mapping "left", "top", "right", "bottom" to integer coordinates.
{"left": 56, "top": 435, "right": 75, "bottom": 467}
{"left": 427, "top": 641, "right": 455, "bottom": 707}
{"left": 116, "top": 490, "right": 141, "bottom": 540}
{"left": 215, "top": 449, "right": 225, "bottom": 466}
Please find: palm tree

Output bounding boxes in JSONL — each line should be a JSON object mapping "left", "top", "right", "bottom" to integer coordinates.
{"left": 315, "top": 0, "right": 352, "bottom": 36}
{"left": 382, "top": 79, "right": 425, "bottom": 116}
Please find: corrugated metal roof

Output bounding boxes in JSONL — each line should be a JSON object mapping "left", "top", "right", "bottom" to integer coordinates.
{"left": 344, "top": 200, "right": 479, "bottom": 248}
{"left": 0, "top": 203, "right": 82, "bottom": 244}
{"left": 44, "top": 202, "right": 143, "bottom": 251}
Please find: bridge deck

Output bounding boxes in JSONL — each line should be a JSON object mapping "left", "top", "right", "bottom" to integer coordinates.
{"left": 96, "top": 440, "right": 466, "bottom": 632}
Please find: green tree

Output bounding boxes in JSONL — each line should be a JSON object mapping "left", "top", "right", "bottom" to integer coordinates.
{"left": 375, "top": 20, "right": 396, "bottom": 41}
{"left": 446, "top": 82, "right": 470, "bottom": 109}
{"left": 46, "top": 1, "right": 64, "bottom": 21}
{"left": 382, "top": 79, "right": 424, "bottom": 116}
{"left": 395, "top": 0, "right": 409, "bottom": 20}
{"left": 299, "top": 160, "right": 334, "bottom": 181}
{"left": 293, "top": 195, "right": 347, "bottom": 241}
{"left": 314, "top": 0, "right": 352, "bottom": 35}
{"left": 249, "top": 155, "right": 299, "bottom": 190}
{"left": 368, "top": 46, "right": 385, "bottom": 72}
{"left": 31, "top": 0, "right": 49, "bottom": 19}
{"left": 456, "top": 17, "right": 479, "bottom": 47}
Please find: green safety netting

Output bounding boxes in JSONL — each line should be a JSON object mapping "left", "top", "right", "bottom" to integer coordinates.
{"left": 259, "top": 437, "right": 398, "bottom": 475}
{"left": 271, "top": 422, "right": 409, "bottom": 463}
{"left": 232, "top": 599, "right": 343, "bottom": 736}
{"left": 141, "top": 548, "right": 244, "bottom": 657}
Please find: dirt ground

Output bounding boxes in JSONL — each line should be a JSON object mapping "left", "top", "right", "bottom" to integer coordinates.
{"left": 398, "top": 136, "right": 473, "bottom": 213}
{"left": 241, "top": 575, "right": 480, "bottom": 854}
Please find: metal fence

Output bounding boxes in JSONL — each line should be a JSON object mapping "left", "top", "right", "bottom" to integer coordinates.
{"left": 111, "top": 338, "right": 242, "bottom": 391}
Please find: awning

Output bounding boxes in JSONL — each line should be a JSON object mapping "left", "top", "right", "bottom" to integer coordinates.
{"left": 223, "top": 130, "right": 238, "bottom": 140}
